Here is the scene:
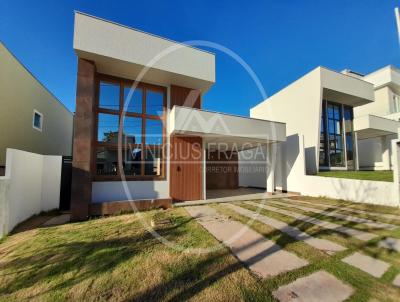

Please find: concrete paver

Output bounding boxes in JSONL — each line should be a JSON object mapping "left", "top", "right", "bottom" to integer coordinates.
{"left": 273, "top": 270, "right": 354, "bottom": 302}
{"left": 246, "top": 201, "right": 377, "bottom": 241}
{"left": 378, "top": 237, "right": 400, "bottom": 252}
{"left": 186, "top": 206, "right": 308, "bottom": 278}
{"left": 393, "top": 274, "right": 400, "bottom": 287}
{"left": 341, "top": 252, "right": 390, "bottom": 278}
{"left": 271, "top": 200, "right": 395, "bottom": 230}
{"left": 223, "top": 203, "right": 346, "bottom": 254}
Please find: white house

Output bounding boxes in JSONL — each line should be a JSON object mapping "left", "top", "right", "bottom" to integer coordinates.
{"left": 240, "top": 64, "right": 400, "bottom": 196}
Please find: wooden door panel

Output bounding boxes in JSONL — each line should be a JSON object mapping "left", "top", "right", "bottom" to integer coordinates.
{"left": 170, "top": 135, "right": 203, "bottom": 201}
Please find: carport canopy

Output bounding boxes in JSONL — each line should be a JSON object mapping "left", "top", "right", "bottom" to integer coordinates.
{"left": 169, "top": 106, "right": 286, "bottom": 151}
{"left": 354, "top": 114, "right": 400, "bottom": 140}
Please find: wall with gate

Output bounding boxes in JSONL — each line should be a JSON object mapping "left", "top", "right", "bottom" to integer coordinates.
{"left": 0, "top": 149, "right": 62, "bottom": 237}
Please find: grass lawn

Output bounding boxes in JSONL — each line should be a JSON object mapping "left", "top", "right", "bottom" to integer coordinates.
{"left": 0, "top": 197, "right": 400, "bottom": 301}
{"left": 316, "top": 170, "right": 393, "bottom": 182}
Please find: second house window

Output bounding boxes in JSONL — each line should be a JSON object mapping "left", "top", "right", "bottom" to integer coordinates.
{"left": 94, "top": 77, "right": 166, "bottom": 180}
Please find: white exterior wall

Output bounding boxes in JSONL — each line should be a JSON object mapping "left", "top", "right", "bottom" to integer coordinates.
{"left": 238, "top": 146, "right": 267, "bottom": 188}
{"left": 0, "top": 149, "right": 62, "bottom": 237}
{"left": 287, "top": 135, "right": 397, "bottom": 206}
{"left": 249, "top": 68, "right": 322, "bottom": 190}
{"left": 92, "top": 181, "right": 169, "bottom": 203}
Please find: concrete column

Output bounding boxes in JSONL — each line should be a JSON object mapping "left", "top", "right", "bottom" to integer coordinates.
{"left": 354, "top": 132, "right": 360, "bottom": 171}
{"left": 71, "top": 59, "right": 96, "bottom": 221}
{"left": 266, "top": 143, "right": 276, "bottom": 193}
{"left": 391, "top": 139, "right": 400, "bottom": 207}
{"left": 202, "top": 140, "right": 207, "bottom": 200}
{"left": 381, "top": 136, "right": 391, "bottom": 170}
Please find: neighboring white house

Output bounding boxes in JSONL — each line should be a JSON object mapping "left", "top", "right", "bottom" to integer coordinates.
{"left": 240, "top": 65, "right": 400, "bottom": 196}
{"left": 0, "top": 42, "right": 74, "bottom": 175}
{"left": 350, "top": 66, "right": 400, "bottom": 170}
{"left": 244, "top": 66, "right": 374, "bottom": 192}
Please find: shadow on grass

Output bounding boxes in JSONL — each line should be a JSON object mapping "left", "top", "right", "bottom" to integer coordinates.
{"left": 0, "top": 217, "right": 192, "bottom": 299}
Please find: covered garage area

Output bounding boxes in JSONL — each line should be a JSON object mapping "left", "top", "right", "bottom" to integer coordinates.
{"left": 169, "top": 106, "right": 286, "bottom": 200}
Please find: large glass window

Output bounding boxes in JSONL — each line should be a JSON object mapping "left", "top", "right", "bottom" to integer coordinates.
{"left": 327, "top": 103, "right": 344, "bottom": 167}
{"left": 319, "top": 100, "right": 351, "bottom": 169}
{"left": 95, "top": 78, "right": 166, "bottom": 180}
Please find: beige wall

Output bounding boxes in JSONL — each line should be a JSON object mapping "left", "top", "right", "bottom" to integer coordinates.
{"left": 354, "top": 87, "right": 392, "bottom": 117}
{"left": 0, "top": 43, "right": 73, "bottom": 166}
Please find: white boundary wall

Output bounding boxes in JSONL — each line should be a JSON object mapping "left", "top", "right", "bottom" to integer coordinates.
{"left": 0, "top": 149, "right": 62, "bottom": 237}
{"left": 293, "top": 136, "right": 399, "bottom": 207}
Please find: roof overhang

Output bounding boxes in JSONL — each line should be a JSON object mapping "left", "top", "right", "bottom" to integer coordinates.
{"left": 320, "top": 67, "right": 374, "bottom": 107}
{"left": 354, "top": 114, "right": 400, "bottom": 140}
{"left": 73, "top": 12, "right": 215, "bottom": 92}
{"left": 169, "top": 106, "right": 286, "bottom": 151}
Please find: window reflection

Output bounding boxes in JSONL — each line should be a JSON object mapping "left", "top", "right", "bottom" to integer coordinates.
{"left": 146, "top": 90, "right": 164, "bottom": 116}
{"left": 98, "top": 113, "right": 119, "bottom": 143}
{"left": 145, "top": 146, "right": 162, "bottom": 176}
{"left": 96, "top": 148, "right": 118, "bottom": 175}
{"left": 99, "top": 82, "right": 120, "bottom": 111}
{"left": 124, "top": 86, "right": 142, "bottom": 113}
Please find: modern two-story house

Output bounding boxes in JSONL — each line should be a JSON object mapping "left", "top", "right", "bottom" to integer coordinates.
{"left": 70, "top": 12, "right": 286, "bottom": 220}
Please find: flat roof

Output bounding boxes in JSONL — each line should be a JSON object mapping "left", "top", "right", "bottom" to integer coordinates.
{"left": 74, "top": 11, "right": 215, "bottom": 56}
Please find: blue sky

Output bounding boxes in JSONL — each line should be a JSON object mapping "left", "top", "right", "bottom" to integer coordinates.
{"left": 1, "top": 1, "right": 400, "bottom": 115}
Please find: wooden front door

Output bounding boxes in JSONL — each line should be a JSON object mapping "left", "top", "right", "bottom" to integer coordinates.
{"left": 170, "top": 135, "right": 203, "bottom": 201}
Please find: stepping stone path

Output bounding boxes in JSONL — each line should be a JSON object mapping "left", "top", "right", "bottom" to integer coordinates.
{"left": 378, "top": 237, "right": 400, "bottom": 252}
{"left": 185, "top": 205, "right": 308, "bottom": 278}
{"left": 246, "top": 201, "right": 377, "bottom": 241}
{"left": 287, "top": 198, "right": 400, "bottom": 222}
{"left": 273, "top": 200, "right": 395, "bottom": 230}
{"left": 341, "top": 252, "right": 390, "bottom": 278}
{"left": 393, "top": 274, "right": 400, "bottom": 287}
{"left": 273, "top": 270, "right": 354, "bottom": 302}
{"left": 223, "top": 203, "right": 346, "bottom": 254}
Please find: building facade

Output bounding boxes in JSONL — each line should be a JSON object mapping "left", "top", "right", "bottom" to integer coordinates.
{"left": 70, "top": 12, "right": 285, "bottom": 220}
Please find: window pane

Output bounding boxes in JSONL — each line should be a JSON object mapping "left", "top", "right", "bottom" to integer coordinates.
{"left": 34, "top": 112, "right": 41, "bottom": 129}
{"left": 145, "top": 119, "right": 163, "bottom": 145}
{"left": 99, "top": 82, "right": 120, "bottom": 111}
{"left": 146, "top": 90, "right": 164, "bottom": 116}
{"left": 122, "top": 116, "right": 142, "bottom": 144}
{"left": 145, "top": 146, "right": 162, "bottom": 176}
{"left": 123, "top": 147, "right": 142, "bottom": 176}
{"left": 96, "top": 147, "right": 118, "bottom": 176}
{"left": 335, "top": 121, "right": 341, "bottom": 134}
{"left": 98, "top": 113, "right": 119, "bottom": 143}
{"left": 327, "top": 105, "right": 334, "bottom": 118}
{"left": 334, "top": 106, "right": 340, "bottom": 119}
{"left": 328, "top": 120, "right": 335, "bottom": 134}
{"left": 124, "top": 86, "right": 142, "bottom": 113}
